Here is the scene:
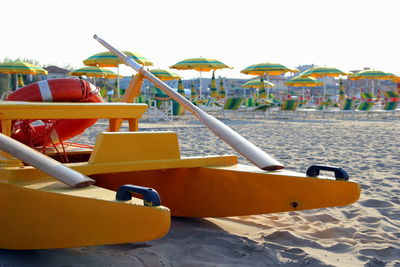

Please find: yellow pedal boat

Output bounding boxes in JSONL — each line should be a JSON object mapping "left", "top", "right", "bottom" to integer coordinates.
{"left": 0, "top": 101, "right": 360, "bottom": 250}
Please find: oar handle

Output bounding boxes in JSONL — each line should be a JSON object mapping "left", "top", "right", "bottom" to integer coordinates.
{"left": 0, "top": 133, "right": 94, "bottom": 188}
{"left": 93, "top": 35, "right": 284, "bottom": 171}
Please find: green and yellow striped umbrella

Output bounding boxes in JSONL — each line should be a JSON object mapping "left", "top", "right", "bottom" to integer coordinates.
{"left": 83, "top": 51, "right": 153, "bottom": 67}
{"left": 218, "top": 78, "right": 226, "bottom": 99}
{"left": 285, "top": 76, "right": 323, "bottom": 103}
{"left": 301, "top": 66, "right": 348, "bottom": 101}
{"left": 210, "top": 70, "right": 218, "bottom": 98}
{"left": 385, "top": 72, "right": 400, "bottom": 83}
{"left": 348, "top": 70, "right": 395, "bottom": 97}
{"left": 170, "top": 57, "right": 230, "bottom": 72}
{"left": 177, "top": 78, "right": 185, "bottom": 96}
{"left": 348, "top": 70, "right": 394, "bottom": 80}
{"left": 154, "top": 87, "right": 171, "bottom": 101}
{"left": 258, "top": 80, "right": 267, "bottom": 99}
{"left": 242, "top": 78, "right": 274, "bottom": 100}
{"left": 338, "top": 78, "right": 346, "bottom": 102}
{"left": 190, "top": 81, "right": 198, "bottom": 101}
{"left": 241, "top": 62, "right": 293, "bottom": 100}
{"left": 0, "top": 61, "right": 48, "bottom": 90}
{"left": 301, "top": 66, "right": 348, "bottom": 78}
{"left": 149, "top": 68, "right": 180, "bottom": 81}
{"left": 0, "top": 61, "right": 48, "bottom": 75}
{"left": 240, "top": 62, "right": 293, "bottom": 76}
{"left": 170, "top": 57, "right": 231, "bottom": 98}
{"left": 284, "top": 76, "right": 323, "bottom": 87}
{"left": 17, "top": 74, "right": 24, "bottom": 87}
{"left": 242, "top": 78, "right": 275, "bottom": 88}
{"left": 69, "top": 66, "right": 120, "bottom": 78}
{"left": 84, "top": 51, "right": 152, "bottom": 98}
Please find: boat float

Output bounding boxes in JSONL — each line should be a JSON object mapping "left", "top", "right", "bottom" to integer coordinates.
{"left": 0, "top": 37, "right": 360, "bottom": 250}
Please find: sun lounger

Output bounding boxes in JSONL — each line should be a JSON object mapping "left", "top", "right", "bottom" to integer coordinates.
{"left": 267, "top": 100, "right": 300, "bottom": 119}
{"left": 219, "top": 97, "right": 244, "bottom": 118}
{"left": 337, "top": 98, "right": 357, "bottom": 119}
{"left": 375, "top": 101, "right": 399, "bottom": 118}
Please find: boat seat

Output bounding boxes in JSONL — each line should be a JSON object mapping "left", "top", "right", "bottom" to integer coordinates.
{"left": 76, "top": 131, "right": 237, "bottom": 175}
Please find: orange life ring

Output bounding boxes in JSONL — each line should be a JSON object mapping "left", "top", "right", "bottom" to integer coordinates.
{"left": 5, "top": 78, "right": 104, "bottom": 147}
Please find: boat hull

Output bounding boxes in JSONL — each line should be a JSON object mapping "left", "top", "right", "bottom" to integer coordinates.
{"left": 0, "top": 181, "right": 170, "bottom": 249}
{"left": 91, "top": 164, "right": 360, "bottom": 218}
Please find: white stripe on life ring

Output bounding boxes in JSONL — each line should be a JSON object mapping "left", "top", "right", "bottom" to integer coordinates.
{"left": 38, "top": 80, "right": 53, "bottom": 102}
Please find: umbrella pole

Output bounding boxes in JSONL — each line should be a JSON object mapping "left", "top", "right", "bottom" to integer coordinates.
{"left": 15, "top": 74, "right": 18, "bottom": 91}
{"left": 117, "top": 66, "right": 120, "bottom": 98}
{"left": 199, "top": 71, "right": 202, "bottom": 99}
{"left": 266, "top": 74, "right": 270, "bottom": 100}
{"left": 94, "top": 34, "right": 284, "bottom": 171}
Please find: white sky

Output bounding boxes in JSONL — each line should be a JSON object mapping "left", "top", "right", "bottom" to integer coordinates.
{"left": 1, "top": 0, "right": 399, "bottom": 79}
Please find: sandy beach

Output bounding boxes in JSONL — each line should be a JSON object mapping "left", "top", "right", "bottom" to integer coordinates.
{"left": 1, "top": 115, "right": 399, "bottom": 266}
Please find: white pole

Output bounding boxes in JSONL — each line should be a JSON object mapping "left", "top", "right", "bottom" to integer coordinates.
{"left": 117, "top": 66, "right": 120, "bottom": 98}
{"left": 94, "top": 34, "right": 284, "bottom": 171}
{"left": 15, "top": 74, "right": 18, "bottom": 90}
{"left": 0, "top": 133, "right": 94, "bottom": 188}
{"left": 199, "top": 71, "right": 202, "bottom": 99}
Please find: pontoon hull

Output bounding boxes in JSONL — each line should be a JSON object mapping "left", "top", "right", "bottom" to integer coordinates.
{"left": 91, "top": 165, "right": 360, "bottom": 218}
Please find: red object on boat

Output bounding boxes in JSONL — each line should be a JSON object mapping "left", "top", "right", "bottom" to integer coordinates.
{"left": 5, "top": 78, "right": 104, "bottom": 147}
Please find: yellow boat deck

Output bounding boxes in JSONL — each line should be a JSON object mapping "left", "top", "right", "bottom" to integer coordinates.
{"left": 0, "top": 101, "right": 360, "bottom": 249}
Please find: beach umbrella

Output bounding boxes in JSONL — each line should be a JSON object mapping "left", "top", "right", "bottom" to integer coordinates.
{"left": 0, "top": 61, "right": 48, "bottom": 90}
{"left": 241, "top": 62, "right": 295, "bottom": 76}
{"left": 177, "top": 78, "right": 185, "bottom": 96}
{"left": 348, "top": 70, "right": 394, "bottom": 97}
{"left": 154, "top": 87, "right": 171, "bottom": 101}
{"left": 241, "top": 78, "right": 275, "bottom": 88}
{"left": 338, "top": 78, "right": 346, "bottom": 103}
{"left": 190, "top": 81, "right": 198, "bottom": 101}
{"left": 300, "top": 66, "right": 348, "bottom": 102}
{"left": 69, "top": 66, "right": 120, "bottom": 86}
{"left": 17, "top": 74, "right": 25, "bottom": 87}
{"left": 285, "top": 76, "right": 323, "bottom": 101}
{"left": 241, "top": 62, "right": 293, "bottom": 100}
{"left": 0, "top": 61, "right": 48, "bottom": 75}
{"left": 83, "top": 51, "right": 153, "bottom": 98}
{"left": 218, "top": 78, "right": 226, "bottom": 99}
{"left": 69, "top": 66, "right": 120, "bottom": 78}
{"left": 148, "top": 69, "right": 181, "bottom": 101}
{"left": 386, "top": 72, "right": 400, "bottom": 83}
{"left": 83, "top": 51, "right": 153, "bottom": 67}
{"left": 170, "top": 57, "right": 231, "bottom": 98}
{"left": 348, "top": 70, "right": 394, "bottom": 80}
{"left": 242, "top": 78, "right": 275, "bottom": 100}
{"left": 209, "top": 70, "right": 218, "bottom": 98}
{"left": 149, "top": 68, "right": 180, "bottom": 81}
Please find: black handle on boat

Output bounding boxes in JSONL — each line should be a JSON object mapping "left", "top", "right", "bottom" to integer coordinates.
{"left": 306, "top": 165, "right": 349, "bottom": 181}
{"left": 116, "top": 184, "right": 161, "bottom": 207}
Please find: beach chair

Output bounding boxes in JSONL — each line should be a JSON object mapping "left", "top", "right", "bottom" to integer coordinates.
{"left": 337, "top": 98, "right": 357, "bottom": 119}
{"left": 268, "top": 100, "right": 299, "bottom": 119}
{"left": 250, "top": 103, "right": 275, "bottom": 118}
{"left": 383, "top": 91, "right": 399, "bottom": 99}
{"left": 219, "top": 97, "right": 244, "bottom": 118}
{"left": 172, "top": 100, "right": 185, "bottom": 116}
{"left": 200, "top": 97, "right": 220, "bottom": 112}
{"left": 281, "top": 99, "right": 299, "bottom": 111}
{"left": 354, "top": 101, "right": 374, "bottom": 118}
{"left": 146, "top": 99, "right": 173, "bottom": 122}
{"left": 376, "top": 101, "right": 399, "bottom": 118}
{"left": 244, "top": 97, "right": 256, "bottom": 108}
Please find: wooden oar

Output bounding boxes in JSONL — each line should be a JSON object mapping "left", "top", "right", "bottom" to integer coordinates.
{"left": 93, "top": 35, "right": 284, "bottom": 171}
{"left": 0, "top": 133, "right": 95, "bottom": 188}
